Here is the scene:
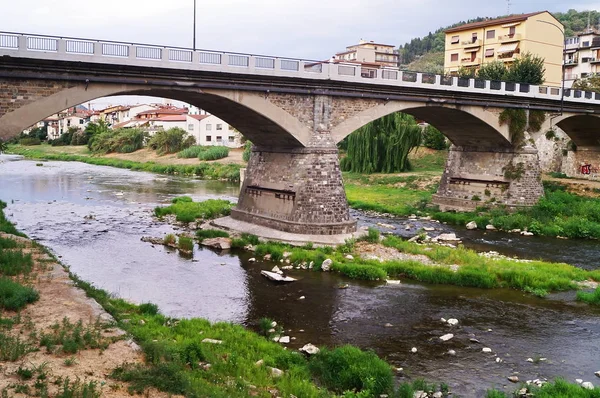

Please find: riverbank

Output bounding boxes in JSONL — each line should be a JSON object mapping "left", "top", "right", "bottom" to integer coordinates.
{"left": 7, "top": 144, "right": 243, "bottom": 181}
{"left": 3, "top": 159, "right": 600, "bottom": 396}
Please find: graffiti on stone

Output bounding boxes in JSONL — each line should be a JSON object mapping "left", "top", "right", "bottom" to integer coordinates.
{"left": 581, "top": 164, "right": 592, "bottom": 175}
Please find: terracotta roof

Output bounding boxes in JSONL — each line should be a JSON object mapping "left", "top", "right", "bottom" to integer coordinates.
{"left": 189, "top": 114, "right": 210, "bottom": 121}
{"left": 137, "top": 108, "right": 188, "bottom": 116}
{"left": 149, "top": 115, "right": 187, "bottom": 122}
{"left": 445, "top": 11, "right": 554, "bottom": 33}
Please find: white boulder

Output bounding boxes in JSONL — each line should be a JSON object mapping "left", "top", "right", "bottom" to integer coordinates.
{"left": 466, "top": 221, "right": 478, "bottom": 230}
{"left": 321, "top": 259, "right": 333, "bottom": 272}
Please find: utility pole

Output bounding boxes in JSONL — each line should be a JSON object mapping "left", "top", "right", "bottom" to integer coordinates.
{"left": 193, "top": 0, "right": 197, "bottom": 50}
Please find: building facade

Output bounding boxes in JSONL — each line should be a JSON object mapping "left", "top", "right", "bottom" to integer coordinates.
{"left": 564, "top": 30, "right": 600, "bottom": 88}
{"left": 444, "top": 11, "right": 564, "bottom": 87}
{"left": 333, "top": 40, "right": 399, "bottom": 67}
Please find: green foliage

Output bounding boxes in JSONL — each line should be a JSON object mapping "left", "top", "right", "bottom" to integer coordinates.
{"left": 87, "top": 128, "right": 147, "bottom": 153}
{"left": 0, "top": 333, "right": 34, "bottom": 361}
{"left": 19, "top": 137, "right": 41, "bottom": 146}
{"left": 421, "top": 125, "right": 447, "bottom": 150}
{"left": 528, "top": 111, "right": 546, "bottom": 133}
{"left": 84, "top": 120, "right": 110, "bottom": 144}
{"left": 154, "top": 198, "right": 233, "bottom": 223}
{"left": 198, "top": 146, "right": 230, "bottom": 161}
{"left": 577, "top": 287, "right": 600, "bottom": 305}
{"left": 178, "top": 236, "right": 194, "bottom": 252}
{"left": 333, "top": 263, "right": 387, "bottom": 281}
{"left": 195, "top": 229, "right": 230, "bottom": 242}
{"left": 0, "top": 278, "right": 39, "bottom": 311}
{"left": 39, "top": 317, "right": 107, "bottom": 354}
{"left": 0, "top": 250, "right": 33, "bottom": 276}
{"left": 477, "top": 60, "right": 507, "bottom": 81}
{"left": 309, "top": 345, "right": 393, "bottom": 395}
{"left": 139, "top": 303, "right": 160, "bottom": 316}
{"left": 457, "top": 66, "right": 476, "bottom": 79}
{"left": 341, "top": 113, "right": 422, "bottom": 173}
{"left": 504, "top": 52, "right": 546, "bottom": 85}
{"left": 487, "top": 377, "right": 600, "bottom": 397}
{"left": 404, "top": 52, "right": 444, "bottom": 74}
{"left": 163, "top": 234, "right": 176, "bottom": 245}
{"left": 572, "top": 73, "right": 600, "bottom": 93}
{"left": 502, "top": 162, "right": 525, "bottom": 180}
{"left": 177, "top": 145, "right": 204, "bottom": 158}
{"left": 242, "top": 140, "right": 253, "bottom": 162}
{"left": 361, "top": 227, "right": 380, "bottom": 243}
{"left": 0, "top": 140, "right": 7, "bottom": 153}
{"left": 498, "top": 109, "right": 528, "bottom": 145}
{"left": 56, "top": 378, "right": 101, "bottom": 398}
{"left": 149, "top": 128, "right": 195, "bottom": 155}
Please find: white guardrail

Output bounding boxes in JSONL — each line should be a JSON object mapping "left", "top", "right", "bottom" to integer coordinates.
{"left": 0, "top": 31, "right": 598, "bottom": 106}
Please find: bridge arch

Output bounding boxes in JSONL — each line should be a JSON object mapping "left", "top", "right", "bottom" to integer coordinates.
{"left": 0, "top": 82, "right": 313, "bottom": 147}
{"left": 554, "top": 114, "right": 600, "bottom": 147}
{"left": 331, "top": 101, "right": 513, "bottom": 149}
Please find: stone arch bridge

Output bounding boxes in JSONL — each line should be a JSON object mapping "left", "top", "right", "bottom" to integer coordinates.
{"left": 2, "top": 32, "right": 600, "bottom": 235}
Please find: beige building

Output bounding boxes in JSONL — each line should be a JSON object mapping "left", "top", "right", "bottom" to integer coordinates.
{"left": 334, "top": 39, "right": 399, "bottom": 67}
{"left": 444, "top": 11, "right": 564, "bottom": 87}
{"left": 564, "top": 30, "right": 600, "bottom": 88}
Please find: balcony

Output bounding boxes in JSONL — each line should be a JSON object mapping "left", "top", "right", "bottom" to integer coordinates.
{"left": 592, "top": 38, "right": 600, "bottom": 49}
{"left": 498, "top": 33, "right": 521, "bottom": 42}
{"left": 565, "top": 74, "right": 579, "bottom": 80}
{"left": 590, "top": 58, "right": 600, "bottom": 64}
{"left": 564, "top": 58, "right": 579, "bottom": 66}
{"left": 461, "top": 57, "right": 481, "bottom": 66}
{"left": 462, "top": 39, "right": 481, "bottom": 48}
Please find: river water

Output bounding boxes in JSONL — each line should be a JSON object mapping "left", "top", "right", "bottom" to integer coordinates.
{"left": 1, "top": 157, "right": 599, "bottom": 397}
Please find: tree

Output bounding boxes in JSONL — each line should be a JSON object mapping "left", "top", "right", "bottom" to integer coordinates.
{"left": 28, "top": 126, "right": 47, "bottom": 142}
{"left": 457, "top": 66, "right": 476, "bottom": 79}
{"left": 340, "top": 113, "right": 422, "bottom": 173}
{"left": 0, "top": 140, "right": 7, "bottom": 154}
{"left": 147, "top": 127, "right": 195, "bottom": 155}
{"left": 422, "top": 125, "right": 448, "bottom": 150}
{"left": 572, "top": 74, "right": 600, "bottom": 92}
{"left": 504, "top": 52, "right": 546, "bottom": 85}
{"left": 477, "top": 61, "right": 507, "bottom": 81}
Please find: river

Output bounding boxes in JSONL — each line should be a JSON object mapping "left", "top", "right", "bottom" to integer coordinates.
{"left": 1, "top": 157, "right": 599, "bottom": 397}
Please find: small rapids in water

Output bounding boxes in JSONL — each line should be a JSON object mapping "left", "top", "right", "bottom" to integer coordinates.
{"left": 1, "top": 157, "right": 599, "bottom": 397}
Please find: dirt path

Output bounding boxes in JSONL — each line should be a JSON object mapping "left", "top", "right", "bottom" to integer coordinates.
{"left": 544, "top": 175, "right": 600, "bottom": 198}
{"left": 0, "top": 233, "right": 173, "bottom": 397}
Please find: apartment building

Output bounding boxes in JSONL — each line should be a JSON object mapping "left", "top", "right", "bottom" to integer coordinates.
{"left": 564, "top": 30, "right": 600, "bottom": 88}
{"left": 444, "top": 11, "right": 563, "bottom": 87}
{"left": 188, "top": 114, "right": 243, "bottom": 148}
{"left": 333, "top": 39, "right": 399, "bottom": 67}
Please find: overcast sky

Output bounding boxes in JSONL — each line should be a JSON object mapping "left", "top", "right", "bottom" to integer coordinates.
{"left": 3, "top": 0, "right": 600, "bottom": 107}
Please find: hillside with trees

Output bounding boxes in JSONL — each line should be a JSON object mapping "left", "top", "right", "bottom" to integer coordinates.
{"left": 400, "top": 9, "right": 600, "bottom": 71}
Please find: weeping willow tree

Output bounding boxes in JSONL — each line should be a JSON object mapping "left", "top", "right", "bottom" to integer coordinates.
{"left": 340, "top": 113, "right": 423, "bottom": 173}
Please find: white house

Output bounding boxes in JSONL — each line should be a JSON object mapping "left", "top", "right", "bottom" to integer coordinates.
{"left": 188, "top": 114, "right": 243, "bottom": 148}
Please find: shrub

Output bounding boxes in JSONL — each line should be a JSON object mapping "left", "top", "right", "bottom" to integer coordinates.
{"left": 577, "top": 287, "right": 600, "bottom": 305}
{"left": 333, "top": 263, "right": 387, "bottom": 280}
{"left": 138, "top": 303, "right": 159, "bottom": 315}
{"left": 361, "top": 227, "right": 380, "bottom": 243}
{"left": 198, "top": 146, "right": 229, "bottom": 161}
{"left": 0, "top": 279, "right": 39, "bottom": 311}
{"left": 163, "top": 234, "right": 176, "bottom": 245}
{"left": 242, "top": 140, "right": 253, "bottom": 162}
{"left": 19, "top": 137, "right": 41, "bottom": 146}
{"left": 195, "top": 229, "right": 230, "bottom": 242}
{"left": 421, "top": 125, "right": 447, "bottom": 150}
{"left": 309, "top": 345, "right": 393, "bottom": 395}
{"left": 88, "top": 128, "right": 147, "bottom": 153}
{"left": 177, "top": 145, "right": 205, "bottom": 159}
{"left": 149, "top": 128, "right": 195, "bottom": 155}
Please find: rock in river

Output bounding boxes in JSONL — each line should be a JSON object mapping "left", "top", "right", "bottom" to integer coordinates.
{"left": 300, "top": 343, "right": 320, "bottom": 355}
{"left": 201, "top": 237, "right": 232, "bottom": 250}
{"left": 466, "top": 221, "right": 477, "bottom": 230}
{"left": 321, "top": 259, "right": 332, "bottom": 272}
{"left": 261, "top": 270, "right": 296, "bottom": 283}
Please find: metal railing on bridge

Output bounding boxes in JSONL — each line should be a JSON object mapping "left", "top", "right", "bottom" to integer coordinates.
{"left": 0, "top": 31, "right": 599, "bottom": 106}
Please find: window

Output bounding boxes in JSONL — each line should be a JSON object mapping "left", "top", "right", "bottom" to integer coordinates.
{"left": 509, "top": 26, "right": 516, "bottom": 36}
{"left": 188, "top": 124, "right": 194, "bottom": 130}
{"left": 583, "top": 57, "right": 591, "bottom": 63}
{"left": 485, "top": 48, "right": 494, "bottom": 57}
{"left": 79, "top": 119, "right": 84, "bottom": 124}
{"left": 487, "top": 30, "right": 495, "bottom": 39}
{"left": 206, "top": 136, "right": 212, "bottom": 142}
{"left": 216, "top": 124, "right": 223, "bottom": 130}
{"left": 450, "top": 35, "right": 459, "bottom": 44}
{"left": 471, "top": 33, "right": 478, "bottom": 43}
{"left": 451, "top": 53, "right": 459, "bottom": 62}
{"left": 206, "top": 124, "right": 212, "bottom": 131}
{"left": 229, "top": 136, "right": 235, "bottom": 142}
{"left": 216, "top": 136, "right": 222, "bottom": 141}
{"left": 583, "top": 41, "right": 590, "bottom": 47}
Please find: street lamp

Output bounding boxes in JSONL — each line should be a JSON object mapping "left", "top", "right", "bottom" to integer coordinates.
{"left": 536, "top": 19, "right": 566, "bottom": 115}
{"left": 193, "top": 0, "right": 197, "bottom": 50}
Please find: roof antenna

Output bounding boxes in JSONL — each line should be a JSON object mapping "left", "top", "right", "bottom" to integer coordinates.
{"left": 506, "top": 0, "right": 511, "bottom": 14}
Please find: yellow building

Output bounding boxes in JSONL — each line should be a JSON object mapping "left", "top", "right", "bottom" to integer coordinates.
{"left": 444, "top": 11, "right": 563, "bottom": 87}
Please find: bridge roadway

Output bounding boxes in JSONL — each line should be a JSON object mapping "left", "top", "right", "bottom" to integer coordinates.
{"left": 1, "top": 31, "right": 600, "bottom": 236}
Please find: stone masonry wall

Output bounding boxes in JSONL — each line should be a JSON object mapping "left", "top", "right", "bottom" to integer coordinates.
{"left": 433, "top": 146, "right": 544, "bottom": 211}
{"left": 562, "top": 148, "right": 600, "bottom": 180}
{"left": 232, "top": 146, "right": 356, "bottom": 235}
{"left": 0, "top": 78, "right": 77, "bottom": 120}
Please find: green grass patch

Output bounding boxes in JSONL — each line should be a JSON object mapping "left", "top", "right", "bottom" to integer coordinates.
{"left": 0, "top": 250, "right": 34, "bottom": 276}
{"left": 0, "top": 278, "right": 39, "bottom": 311}
{"left": 486, "top": 378, "right": 600, "bottom": 397}
{"left": 7, "top": 144, "right": 242, "bottom": 181}
{"left": 577, "top": 287, "right": 600, "bottom": 305}
{"left": 308, "top": 345, "right": 394, "bottom": 396}
{"left": 39, "top": 317, "right": 108, "bottom": 354}
{"left": 196, "top": 229, "right": 230, "bottom": 242}
{"left": 177, "top": 145, "right": 230, "bottom": 161}
{"left": 178, "top": 236, "right": 194, "bottom": 252}
{"left": 154, "top": 198, "right": 233, "bottom": 223}
{"left": 0, "top": 332, "right": 35, "bottom": 361}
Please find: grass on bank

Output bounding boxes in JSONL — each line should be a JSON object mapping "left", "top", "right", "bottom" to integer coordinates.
{"left": 154, "top": 196, "right": 233, "bottom": 223}
{"left": 7, "top": 145, "right": 242, "bottom": 182}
